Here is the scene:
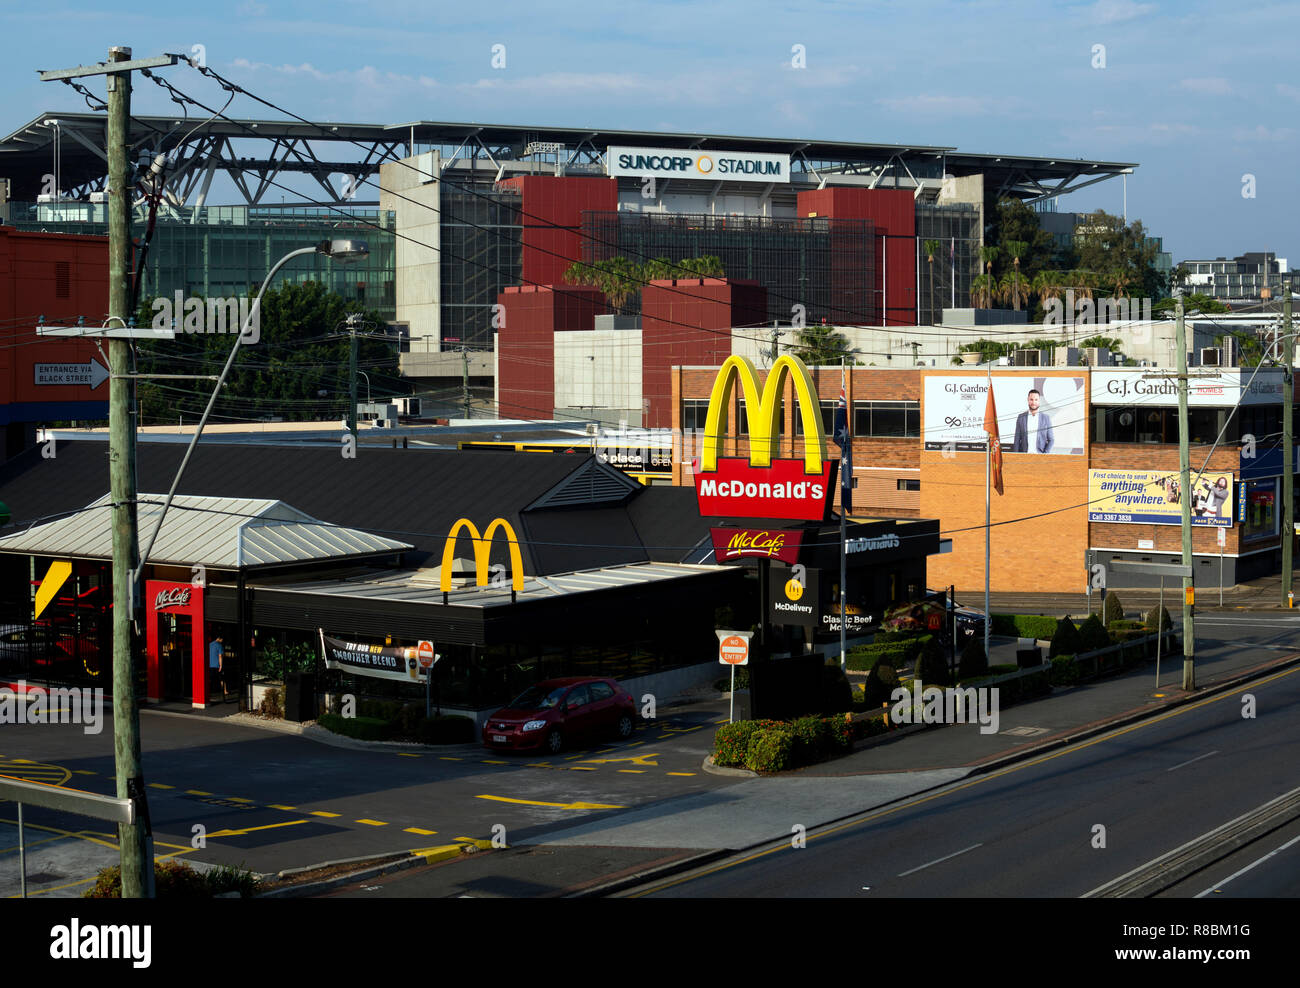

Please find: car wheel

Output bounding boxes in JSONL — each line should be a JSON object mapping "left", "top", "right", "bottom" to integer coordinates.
{"left": 545, "top": 728, "right": 563, "bottom": 754}
{"left": 615, "top": 713, "right": 634, "bottom": 740}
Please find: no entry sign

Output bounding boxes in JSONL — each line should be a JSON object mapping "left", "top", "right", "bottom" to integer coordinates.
{"left": 716, "top": 630, "right": 751, "bottom": 666}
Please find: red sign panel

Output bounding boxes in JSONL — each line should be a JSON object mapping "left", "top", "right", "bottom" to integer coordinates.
{"left": 710, "top": 527, "right": 804, "bottom": 564}
{"left": 695, "top": 458, "right": 835, "bottom": 522}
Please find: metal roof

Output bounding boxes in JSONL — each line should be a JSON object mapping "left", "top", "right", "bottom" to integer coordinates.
{"left": 0, "top": 493, "right": 412, "bottom": 569}
{"left": 255, "top": 561, "right": 732, "bottom": 611}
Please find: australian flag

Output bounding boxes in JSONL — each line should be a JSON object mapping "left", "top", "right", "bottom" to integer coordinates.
{"left": 833, "top": 387, "right": 852, "bottom": 514}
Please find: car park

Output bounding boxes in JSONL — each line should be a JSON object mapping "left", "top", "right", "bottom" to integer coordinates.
{"left": 483, "top": 676, "right": 638, "bottom": 754}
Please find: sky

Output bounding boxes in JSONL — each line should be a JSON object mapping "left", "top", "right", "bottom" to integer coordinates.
{"left": 2, "top": 0, "right": 1296, "bottom": 264}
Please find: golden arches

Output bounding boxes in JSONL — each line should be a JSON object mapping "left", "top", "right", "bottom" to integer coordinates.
{"left": 440, "top": 517, "right": 525, "bottom": 593}
{"left": 700, "top": 354, "right": 827, "bottom": 475}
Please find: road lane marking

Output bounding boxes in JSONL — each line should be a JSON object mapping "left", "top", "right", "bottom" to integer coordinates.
{"left": 226, "top": 797, "right": 253, "bottom": 803}
{"left": 475, "top": 795, "right": 625, "bottom": 810}
{"left": 576, "top": 753, "right": 661, "bottom": 767}
{"left": 1194, "top": 832, "right": 1300, "bottom": 897}
{"left": 1167, "top": 750, "right": 1218, "bottom": 772}
{"left": 897, "top": 843, "right": 984, "bottom": 877}
{"left": 397, "top": 753, "right": 421, "bottom": 758}
{"left": 206, "top": 820, "right": 309, "bottom": 839}
{"left": 481, "top": 760, "right": 508, "bottom": 765}
{"left": 439, "top": 757, "right": 462, "bottom": 761}
{"left": 148, "top": 783, "right": 174, "bottom": 790}
{"left": 404, "top": 827, "right": 438, "bottom": 836}
{"left": 618, "top": 769, "right": 645, "bottom": 774}
{"left": 569, "top": 766, "right": 596, "bottom": 771}
{"left": 356, "top": 819, "right": 388, "bottom": 827}
{"left": 268, "top": 804, "right": 297, "bottom": 811}
{"left": 666, "top": 772, "right": 696, "bottom": 777}
{"left": 309, "top": 810, "right": 341, "bottom": 818}
{"left": 73, "top": 770, "right": 96, "bottom": 775}
{"left": 185, "top": 790, "right": 211, "bottom": 796}
{"left": 631, "top": 666, "right": 1300, "bottom": 896}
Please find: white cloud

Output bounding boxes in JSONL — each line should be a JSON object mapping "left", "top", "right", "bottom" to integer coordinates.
{"left": 875, "top": 93, "right": 991, "bottom": 115}
{"left": 1233, "top": 124, "right": 1295, "bottom": 142}
{"left": 1179, "top": 77, "right": 1231, "bottom": 95}
{"left": 1081, "top": 0, "right": 1157, "bottom": 23}
{"left": 237, "top": 0, "right": 269, "bottom": 15}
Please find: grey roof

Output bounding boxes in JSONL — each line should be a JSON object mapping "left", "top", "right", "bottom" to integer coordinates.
{"left": 0, "top": 493, "right": 413, "bottom": 569}
{"left": 256, "top": 561, "right": 732, "bottom": 611}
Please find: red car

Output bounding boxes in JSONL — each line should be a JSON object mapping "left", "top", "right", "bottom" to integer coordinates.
{"left": 483, "top": 677, "right": 637, "bottom": 754}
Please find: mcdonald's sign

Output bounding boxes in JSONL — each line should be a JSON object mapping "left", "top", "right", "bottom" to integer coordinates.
{"left": 694, "top": 354, "right": 836, "bottom": 521}
{"left": 440, "top": 517, "right": 525, "bottom": 592}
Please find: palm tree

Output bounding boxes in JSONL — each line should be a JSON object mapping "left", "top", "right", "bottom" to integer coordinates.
{"left": 924, "top": 240, "right": 943, "bottom": 325}
{"left": 971, "top": 273, "right": 997, "bottom": 309}
{"left": 978, "top": 246, "right": 1000, "bottom": 308}
{"left": 997, "top": 272, "right": 1029, "bottom": 312}
{"left": 1004, "top": 240, "right": 1028, "bottom": 312}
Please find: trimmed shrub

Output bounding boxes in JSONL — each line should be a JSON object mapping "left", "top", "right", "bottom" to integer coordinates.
{"left": 993, "top": 614, "right": 1060, "bottom": 640}
{"left": 789, "top": 715, "right": 830, "bottom": 763}
{"left": 417, "top": 715, "right": 475, "bottom": 744}
{"left": 863, "top": 662, "right": 898, "bottom": 708}
{"left": 1145, "top": 605, "right": 1173, "bottom": 632}
{"left": 1111, "top": 628, "right": 1151, "bottom": 645}
{"left": 914, "top": 635, "right": 950, "bottom": 686}
{"left": 745, "top": 727, "right": 795, "bottom": 773}
{"left": 1049, "top": 654, "right": 1081, "bottom": 686}
{"left": 259, "top": 687, "right": 283, "bottom": 719}
{"left": 824, "top": 715, "right": 853, "bottom": 750}
{"left": 855, "top": 712, "right": 890, "bottom": 740}
{"left": 958, "top": 639, "right": 988, "bottom": 680}
{"left": 317, "top": 713, "right": 396, "bottom": 741}
{"left": 820, "top": 663, "right": 854, "bottom": 713}
{"left": 1048, "top": 616, "right": 1083, "bottom": 658}
{"left": 1078, "top": 613, "right": 1110, "bottom": 652}
{"left": 1102, "top": 592, "right": 1125, "bottom": 627}
{"left": 713, "top": 719, "right": 783, "bottom": 767}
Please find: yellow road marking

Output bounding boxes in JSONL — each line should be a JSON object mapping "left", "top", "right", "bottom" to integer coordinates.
{"left": 666, "top": 772, "right": 696, "bottom": 777}
{"left": 397, "top": 752, "right": 421, "bottom": 758}
{"left": 576, "top": 753, "right": 660, "bottom": 767}
{"left": 73, "top": 770, "right": 96, "bottom": 776}
{"left": 309, "top": 810, "right": 341, "bottom": 818}
{"left": 10, "top": 759, "right": 34, "bottom": 764}
{"left": 148, "top": 783, "right": 173, "bottom": 790}
{"left": 440, "top": 757, "right": 462, "bottom": 761}
{"left": 226, "top": 797, "right": 253, "bottom": 803}
{"left": 569, "top": 766, "right": 597, "bottom": 771}
{"left": 481, "top": 760, "right": 508, "bottom": 765}
{"left": 206, "top": 819, "right": 309, "bottom": 839}
{"left": 634, "top": 668, "right": 1300, "bottom": 896}
{"left": 617, "top": 769, "right": 645, "bottom": 774}
{"left": 404, "top": 827, "right": 438, "bottom": 836}
{"left": 355, "top": 819, "right": 388, "bottom": 827}
{"left": 186, "top": 790, "right": 211, "bottom": 796}
{"left": 526, "top": 762, "right": 554, "bottom": 768}
{"left": 475, "top": 794, "right": 625, "bottom": 810}
{"left": 267, "top": 804, "right": 297, "bottom": 811}
{"left": 0, "top": 759, "right": 72, "bottom": 786}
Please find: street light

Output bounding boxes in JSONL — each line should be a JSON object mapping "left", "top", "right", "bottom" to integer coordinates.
{"left": 135, "top": 240, "right": 370, "bottom": 584}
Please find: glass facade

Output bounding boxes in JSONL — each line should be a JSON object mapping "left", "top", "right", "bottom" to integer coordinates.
{"left": 853, "top": 400, "right": 921, "bottom": 437}
{"left": 914, "top": 203, "right": 980, "bottom": 326}
{"left": 1243, "top": 478, "right": 1278, "bottom": 541}
{"left": 581, "top": 211, "right": 877, "bottom": 326}
{"left": 7, "top": 203, "right": 397, "bottom": 319}
{"left": 438, "top": 186, "right": 523, "bottom": 347}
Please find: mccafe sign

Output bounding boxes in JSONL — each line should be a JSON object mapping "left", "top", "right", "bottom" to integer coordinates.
{"left": 154, "top": 587, "right": 193, "bottom": 611}
{"left": 695, "top": 354, "right": 836, "bottom": 522}
{"left": 710, "top": 527, "right": 803, "bottom": 564}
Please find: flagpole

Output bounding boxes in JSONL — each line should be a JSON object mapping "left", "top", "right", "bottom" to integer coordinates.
{"left": 985, "top": 364, "right": 991, "bottom": 663}
{"left": 840, "top": 357, "right": 847, "bottom": 672}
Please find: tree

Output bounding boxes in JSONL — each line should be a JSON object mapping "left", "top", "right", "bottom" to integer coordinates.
{"left": 1077, "top": 335, "right": 1124, "bottom": 352}
{"left": 1003, "top": 240, "right": 1029, "bottom": 311}
{"left": 970, "top": 273, "right": 997, "bottom": 309}
{"left": 134, "top": 282, "right": 397, "bottom": 426}
{"left": 924, "top": 239, "right": 943, "bottom": 324}
{"left": 989, "top": 199, "right": 1056, "bottom": 282}
{"left": 1071, "top": 210, "right": 1164, "bottom": 301}
{"left": 955, "top": 338, "right": 1012, "bottom": 364}
{"left": 1152, "top": 292, "right": 1229, "bottom": 317}
{"left": 793, "top": 323, "right": 858, "bottom": 366}
{"left": 564, "top": 255, "right": 726, "bottom": 311}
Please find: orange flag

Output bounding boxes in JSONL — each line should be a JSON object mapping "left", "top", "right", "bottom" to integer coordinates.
{"left": 984, "top": 382, "right": 1004, "bottom": 495}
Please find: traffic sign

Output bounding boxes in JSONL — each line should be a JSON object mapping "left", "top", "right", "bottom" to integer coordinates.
{"left": 34, "top": 359, "right": 109, "bottom": 389}
{"left": 1185, "top": 587, "right": 1195, "bottom": 606}
{"left": 715, "top": 629, "right": 751, "bottom": 666}
{"left": 1217, "top": 527, "right": 1226, "bottom": 547}
{"left": 417, "top": 640, "right": 436, "bottom": 669}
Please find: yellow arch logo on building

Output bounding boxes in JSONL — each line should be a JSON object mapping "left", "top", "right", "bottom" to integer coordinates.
{"left": 700, "top": 354, "right": 827, "bottom": 475}
{"left": 440, "top": 518, "right": 525, "bottom": 592}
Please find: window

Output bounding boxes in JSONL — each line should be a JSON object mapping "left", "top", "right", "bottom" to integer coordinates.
{"left": 897, "top": 478, "right": 920, "bottom": 491}
{"left": 1243, "top": 478, "right": 1278, "bottom": 542}
{"left": 794, "top": 400, "right": 836, "bottom": 437}
{"left": 589, "top": 681, "right": 614, "bottom": 701}
{"left": 682, "top": 399, "right": 709, "bottom": 433}
{"left": 853, "top": 400, "right": 920, "bottom": 437}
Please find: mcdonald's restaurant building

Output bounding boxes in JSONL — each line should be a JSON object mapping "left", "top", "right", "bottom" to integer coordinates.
{"left": 674, "top": 362, "right": 1296, "bottom": 596}
{"left": 0, "top": 440, "right": 749, "bottom": 722}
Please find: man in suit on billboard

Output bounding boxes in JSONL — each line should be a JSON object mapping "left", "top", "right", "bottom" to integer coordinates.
{"left": 1012, "top": 389, "right": 1054, "bottom": 454}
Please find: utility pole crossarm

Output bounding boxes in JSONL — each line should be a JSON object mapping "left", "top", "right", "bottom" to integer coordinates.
{"left": 38, "top": 54, "right": 178, "bottom": 81}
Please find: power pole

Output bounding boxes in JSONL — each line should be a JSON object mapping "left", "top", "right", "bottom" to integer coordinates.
{"left": 1176, "top": 294, "right": 1195, "bottom": 689}
{"left": 347, "top": 314, "right": 359, "bottom": 440}
{"left": 1284, "top": 289, "right": 1294, "bottom": 606}
{"left": 40, "top": 46, "right": 180, "bottom": 899}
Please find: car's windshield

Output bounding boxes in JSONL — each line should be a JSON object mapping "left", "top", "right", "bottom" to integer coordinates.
{"left": 509, "top": 685, "right": 568, "bottom": 710}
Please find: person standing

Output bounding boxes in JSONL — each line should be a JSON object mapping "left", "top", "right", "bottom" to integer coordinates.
{"left": 208, "top": 635, "right": 225, "bottom": 702}
{"left": 1012, "top": 389, "right": 1055, "bottom": 453}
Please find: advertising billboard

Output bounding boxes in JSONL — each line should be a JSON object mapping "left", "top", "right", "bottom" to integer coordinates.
{"left": 606, "top": 146, "right": 790, "bottom": 184}
{"left": 1091, "top": 370, "right": 1285, "bottom": 408}
{"left": 1088, "top": 469, "right": 1234, "bottom": 527}
{"left": 924, "top": 375, "right": 1087, "bottom": 455}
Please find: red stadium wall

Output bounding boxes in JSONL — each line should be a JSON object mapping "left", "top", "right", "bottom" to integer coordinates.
{"left": 641, "top": 278, "right": 766, "bottom": 429}
{"left": 497, "top": 176, "right": 619, "bottom": 288}
{"left": 496, "top": 285, "right": 606, "bottom": 420}
{"left": 797, "top": 188, "right": 916, "bottom": 326}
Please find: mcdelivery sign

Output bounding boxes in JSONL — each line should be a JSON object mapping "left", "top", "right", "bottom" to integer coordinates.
{"left": 694, "top": 354, "right": 835, "bottom": 521}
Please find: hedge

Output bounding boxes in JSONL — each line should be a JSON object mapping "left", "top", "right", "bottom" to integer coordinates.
{"left": 713, "top": 719, "right": 784, "bottom": 767}
{"left": 715, "top": 715, "right": 853, "bottom": 770}
{"left": 317, "top": 713, "right": 397, "bottom": 741}
{"left": 745, "top": 727, "right": 795, "bottom": 772}
{"left": 846, "top": 634, "right": 932, "bottom": 672}
{"left": 991, "top": 614, "right": 1059, "bottom": 640}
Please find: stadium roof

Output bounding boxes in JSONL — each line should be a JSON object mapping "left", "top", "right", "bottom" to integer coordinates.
{"left": 0, "top": 112, "right": 1136, "bottom": 205}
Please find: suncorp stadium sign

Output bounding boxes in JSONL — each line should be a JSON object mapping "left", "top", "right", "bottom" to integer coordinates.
{"left": 607, "top": 146, "right": 790, "bottom": 184}
{"left": 694, "top": 354, "right": 835, "bottom": 521}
